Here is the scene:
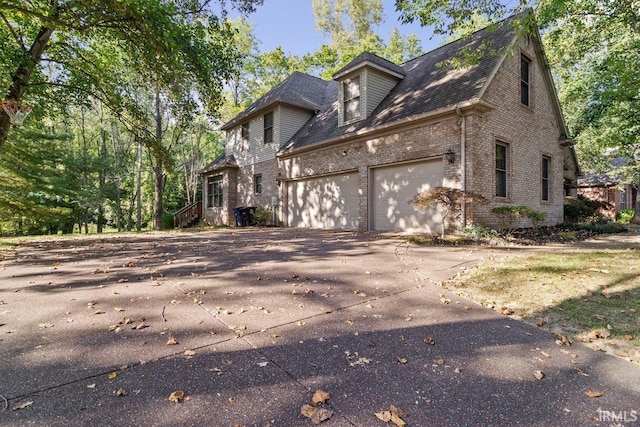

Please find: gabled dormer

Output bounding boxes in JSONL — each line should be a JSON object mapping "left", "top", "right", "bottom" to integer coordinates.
{"left": 333, "top": 52, "right": 405, "bottom": 127}
{"left": 220, "top": 72, "right": 327, "bottom": 167}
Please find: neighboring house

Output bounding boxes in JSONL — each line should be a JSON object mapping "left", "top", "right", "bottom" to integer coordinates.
{"left": 202, "top": 14, "right": 580, "bottom": 233}
{"left": 578, "top": 158, "right": 637, "bottom": 219}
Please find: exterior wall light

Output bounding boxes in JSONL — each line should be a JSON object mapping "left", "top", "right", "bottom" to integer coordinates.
{"left": 445, "top": 148, "right": 455, "bottom": 164}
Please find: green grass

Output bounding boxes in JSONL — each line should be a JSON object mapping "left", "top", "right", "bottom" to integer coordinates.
{"left": 442, "top": 248, "right": 640, "bottom": 355}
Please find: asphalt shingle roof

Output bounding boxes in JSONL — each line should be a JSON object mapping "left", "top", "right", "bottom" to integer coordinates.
{"left": 200, "top": 153, "right": 237, "bottom": 174}
{"left": 279, "top": 16, "right": 519, "bottom": 153}
{"left": 220, "top": 72, "right": 328, "bottom": 130}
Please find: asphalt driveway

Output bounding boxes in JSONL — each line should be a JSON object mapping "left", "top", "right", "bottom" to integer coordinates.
{"left": 1, "top": 228, "right": 638, "bottom": 426}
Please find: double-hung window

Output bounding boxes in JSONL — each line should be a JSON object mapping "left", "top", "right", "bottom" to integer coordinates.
{"left": 541, "top": 156, "right": 550, "bottom": 201}
{"left": 207, "top": 175, "right": 223, "bottom": 208}
{"left": 343, "top": 76, "right": 361, "bottom": 122}
{"left": 495, "top": 143, "right": 509, "bottom": 198}
{"left": 263, "top": 112, "right": 273, "bottom": 144}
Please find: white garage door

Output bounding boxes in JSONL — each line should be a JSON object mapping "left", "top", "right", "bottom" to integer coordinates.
{"left": 371, "top": 160, "right": 443, "bottom": 232}
{"left": 287, "top": 172, "right": 359, "bottom": 230}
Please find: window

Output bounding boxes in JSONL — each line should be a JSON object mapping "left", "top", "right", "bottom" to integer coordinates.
{"left": 263, "top": 111, "right": 273, "bottom": 143}
{"left": 207, "top": 175, "right": 223, "bottom": 208}
{"left": 343, "top": 76, "right": 361, "bottom": 122}
{"left": 241, "top": 122, "right": 249, "bottom": 141}
{"left": 254, "top": 174, "right": 262, "bottom": 194}
{"left": 495, "top": 143, "right": 508, "bottom": 198}
{"left": 541, "top": 156, "right": 550, "bottom": 201}
{"left": 521, "top": 54, "right": 531, "bottom": 106}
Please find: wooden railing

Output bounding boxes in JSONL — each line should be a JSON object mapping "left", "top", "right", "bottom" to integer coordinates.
{"left": 173, "top": 201, "right": 202, "bottom": 228}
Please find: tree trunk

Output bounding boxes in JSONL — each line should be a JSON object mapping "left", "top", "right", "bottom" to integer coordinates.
{"left": 136, "top": 141, "right": 143, "bottom": 231}
{"left": 0, "top": 27, "right": 54, "bottom": 151}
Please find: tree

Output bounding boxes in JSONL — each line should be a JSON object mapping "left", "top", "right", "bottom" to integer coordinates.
{"left": 412, "top": 187, "right": 488, "bottom": 237}
{"left": 311, "top": 0, "right": 423, "bottom": 78}
{"left": 0, "top": 0, "right": 264, "bottom": 152}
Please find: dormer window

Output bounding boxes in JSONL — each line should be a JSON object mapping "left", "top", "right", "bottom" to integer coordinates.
{"left": 343, "top": 76, "right": 361, "bottom": 122}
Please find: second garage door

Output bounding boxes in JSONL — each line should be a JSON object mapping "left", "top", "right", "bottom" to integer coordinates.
{"left": 371, "top": 160, "right": 443, "bottom": 233}
{"left": 287, "top": 172, "right": 359, "bottom": 230}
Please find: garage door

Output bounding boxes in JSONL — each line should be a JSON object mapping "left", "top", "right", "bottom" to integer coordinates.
{"left": 371, "top": 160, "right": 443, "bottom": 233}
{"left": 287, "top": 172, "right": 359, "bottom": 230}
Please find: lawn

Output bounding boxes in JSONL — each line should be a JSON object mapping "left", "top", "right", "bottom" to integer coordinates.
{"left": 441, "top": 247, "right": 640, "bottom": 363}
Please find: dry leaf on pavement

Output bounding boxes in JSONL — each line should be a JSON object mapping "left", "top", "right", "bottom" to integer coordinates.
{"left": 533, "top": 370, "right": 545, "bottom": 380}
{"left": 169, "top": 390, "right": 185, "bottom": 403}
{"left": 166, "top": 337, "right": 178, "bottom": 345}
{"left": 312, "top": 389, "right": 331, "bottom": 404}
{"left": 585, "top": 390, "right": 603, "bottom": 398}
{"left": 375, "top": 405, "right": 407, "bottom": 426}
{"left": 301, "top": 404, "right": 334, "bottom": 424}
{"left": 12, "top": 401, "right": 33, "bottom": 411}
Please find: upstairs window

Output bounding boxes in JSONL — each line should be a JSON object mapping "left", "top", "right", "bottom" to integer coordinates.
{"left": 542, "top": 156, "right": 550, "bottom": 201}
{"left": 207, "top": 175, "right": 223, "bottom": 208}
{"left": 495, "top": 143, "right": 509, "bottom": 198}
{"left": 263, "top": 111, "right": 273, "bottom": 144}
{"left": 241, "top": 122, "right": 249, "bottom": 141}
{"left": 343, "top": 76, "right": 361, "bottom": 122}
{"left": 521, "top": 54, "right": 531, "bottom": 106}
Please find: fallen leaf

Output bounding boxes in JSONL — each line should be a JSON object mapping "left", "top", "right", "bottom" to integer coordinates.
{"left": 184, "top": 350, "right": 196, "bottom": 356}
{"left": 94, "top": 310, "right": 105, "bottom": 315}
{"left": 624, "top": 334, "right": 633, "bottom": 340}
{"left": 168, "top": 390, "right": 185, "bottom": 403}
{"left": 432, "top": 358, "right": 444, "bottom": 365}
{"left": 533, "top": 370, "right": 545, "bottom": 380}
{"left": 396, "top": 356, "right": 407, "bottom": 364}
{"left": 312, "top": 389, "right": 331, "bottom": 404}
{"left": 390, "top": 413, "right": 406, "bottom": 427}
{"left": 375, "top": 411, "right": 392, "bottom": 422}
{"left": 38, "top": 323, "right": 54, "bottom": 328}
{"left": 114, "top": 307, "right": 125, "bottom": 312}
{"left": 301, "top": 404, "right": 318, "bottom": 418}
{"left": 257, "top": 361, "right": 269, "bottom": 367}
{"left": 585, "top": 390, "right": 603, "bottom": 398}
{"left": 390, "top": 405, "right": 405, "bottom": 418}
{"left": 108, "top": 371, "right": 118, "bottom": 379}
{"left": 12, "top": 401, "right": 33, "bottom": 411}
{"left": 115, "top": 388, "right": 127, "bottom": 397}
{"left": 166, "top": 337, "right": 178, "bottom": 345}
{"left": 87, "top": 383, "right": 96, "bottom": 389}
{"left": 423, "top": 337, "right": 435, "bottom": 345}
{"left": 463, "top": 305, "right": 472, "bottom": 310}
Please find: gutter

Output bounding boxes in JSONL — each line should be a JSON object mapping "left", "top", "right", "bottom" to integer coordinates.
{"left": 456, "top": 106, "right": 467, "bottom": 227}
{"left": 278, "top": 99, "right": 495, "bottom": 159}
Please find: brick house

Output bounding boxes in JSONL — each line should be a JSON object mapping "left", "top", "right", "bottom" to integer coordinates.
{"left": 201, "top": 15, "right": 580, "bottom": 233}
{"left": 577, "top": 158, "right": 637, "bottom": 220}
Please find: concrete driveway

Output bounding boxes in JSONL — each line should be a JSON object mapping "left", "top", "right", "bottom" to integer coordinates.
{"left": 1, "top": 228, "right": 638, "bottom": 426}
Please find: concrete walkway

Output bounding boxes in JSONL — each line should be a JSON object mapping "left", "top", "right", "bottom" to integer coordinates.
{"left": 1, "top": 229, "right": 638, "bottom": 426}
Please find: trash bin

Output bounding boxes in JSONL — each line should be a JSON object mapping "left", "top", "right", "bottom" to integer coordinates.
{"left": 233, "top": 207, "right": 244, "bottom": 227}
{"left": 240, "top": 206, "right": 256, "bottom": 226}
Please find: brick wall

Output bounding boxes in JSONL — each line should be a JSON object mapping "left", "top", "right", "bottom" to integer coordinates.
{"left": 466, "top": 39, "right": 566, "bottom": 229}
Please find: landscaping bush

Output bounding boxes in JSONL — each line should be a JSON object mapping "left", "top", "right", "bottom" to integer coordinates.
{"left": 459, "top": 225, "right": 497, "bottom": 239}
{"left": 617, "top": 208, "right": 635, "bottom": 224}
{"left": 564, "top": 195, "right": 611, "bottom": 223}
{"left": 572, "top": 221, "right": 628, "bottom": 234}
{"left": 253, "top": 206, "right": 272, "bottom": 226}
{"left": 491, "top": 206, "right": 548, "bottom": 233}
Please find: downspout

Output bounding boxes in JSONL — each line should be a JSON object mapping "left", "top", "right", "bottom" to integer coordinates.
{"left": 456, "top": 106, "right": 467, "bottom": 227}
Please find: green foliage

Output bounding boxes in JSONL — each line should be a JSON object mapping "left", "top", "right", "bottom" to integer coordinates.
{"left": 252, "top": 206, "right": 272, "bottom": 226}
{"left": 563, "top": 195, "right": 610, "bottom": 224}
{"left": 571, "top": 221, "right": 628, "bottom": 234}
{"left": 458, "top": 225, "right": 497, "bottom": 239}
{"left": 491, "top": 205, "right": 547, "bottom": 232}
{"left": 617, "top": 209, "right": 635, "bottom": 224}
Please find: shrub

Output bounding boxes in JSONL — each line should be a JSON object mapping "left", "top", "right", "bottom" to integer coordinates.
{"left": 617, "top": 209, "right": 635, "bottom": 224}
{"left": 572, "top": 221, "right": 627, "bottom": 234}
{"left": 459, "top": 225, "right": 497, "bottom": 239}
{"left": 253, "top": 206, "right": 272, "bottom": 226}
{"left": 564, "top": 195, "right": 611, "bottom": 223}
